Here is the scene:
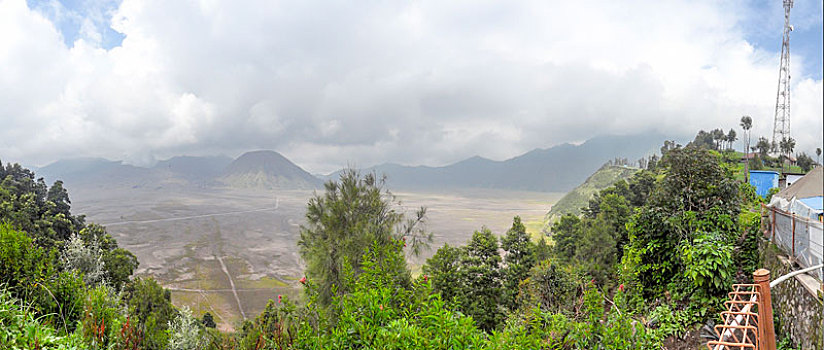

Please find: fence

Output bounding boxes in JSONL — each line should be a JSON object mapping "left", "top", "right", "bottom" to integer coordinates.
{"left": 763, "top": 203, "right": 824, "bottom": 281}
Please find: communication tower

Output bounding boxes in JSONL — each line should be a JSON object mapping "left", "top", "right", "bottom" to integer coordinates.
{"left": 771, "top": 0, "right": 793, "bottom": 150}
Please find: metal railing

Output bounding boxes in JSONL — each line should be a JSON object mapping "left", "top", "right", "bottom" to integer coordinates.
{"left": 763, "top": 203, "right": 824, "bottom": 280}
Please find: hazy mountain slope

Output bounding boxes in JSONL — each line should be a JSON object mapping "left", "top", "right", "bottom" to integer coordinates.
{"left": 37, "top": 158, "right": 154, "bottom": 189}
{"left": 541, "top": 165, "right": 640, "bottom": 232}
{"left": 220, "top": 150, "right": 321, "bottom": 189}
{"left": 331, "top": 133, "right": 667, "bottom": 192}
{"left": 153, "top": 155, "right": 233, "bottom": 183}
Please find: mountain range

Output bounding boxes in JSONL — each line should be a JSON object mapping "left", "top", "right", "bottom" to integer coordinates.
{"left": 36, "top": 151, "right": 318, "bottom": 191}
{"left": 33, "top": 133, "right": 670, "bottom": 193}
{"left": 324, "top": 133, "right": 669, "bottom": 192}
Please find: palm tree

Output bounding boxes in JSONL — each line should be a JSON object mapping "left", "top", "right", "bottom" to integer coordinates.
{"left": 779, "top": 137, "right": 796, "bottom": 173}
{"left": 711, "top": 128, "right": 725, "bottom": 150}
{"left": 816, "top": 147, "right": 822, "bottom": 165}
{"left": 756, "top": 137, "right": 771, "bottom": 159}
{"left": 726, "top": 129, "right": 737, "bottom": 151}
{"left": 740, "top": 116, "right": 752, "bottom": 181}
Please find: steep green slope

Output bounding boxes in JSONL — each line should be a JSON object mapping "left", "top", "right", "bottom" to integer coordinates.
{"left": 542, "top": 164, "right": 639, "bottom": 232}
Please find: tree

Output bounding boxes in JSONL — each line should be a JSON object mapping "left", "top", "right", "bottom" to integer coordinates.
{"left": 522, "top": 260, "right": 577, "bottom": 313}
{"left": 816, "top": 148, "right": 822, "bottom": 165}
{"left": 60, "top": 234, "right": 106, "bottom": 286}
{"left": 624, "top": 146, "right": 741, "bottom": 298}
{"left": 79, "top": 223, "right": 138, "bottom": 291}
{"left": 500, "top": 216, "right": 536, "bottom": 310}
{"left": 797, "top": 153, "right": 815, "bottom": 172}
{"left": 573, "top": 218, "right": 617, "bottom": 285}
{"left": 47, "top": 180, "right": 72, "bottom": 216}
{"left": 550, "top": 214, "right": 581, "bottom": 262}
{"left": 691, "top": 131, "right": 715, "bottom": 149}
{"left": 202, "top": 312, "right": 216, "bottom": 328}
{"left": 102, "top": 248, "right": 139, "bottom": 291}
{"left": 779, "top": 137, "right": 796, "bottom": 173}
{"left": 726, "top": 129, "right": 737, "bottom": 151}
{"left": 458, "top": 228, "right": 503, "bottom": 331}
{"left": 298, "top": 169, "right": 431, "bottom": 306}
{"left": 756, "top": 137, "right": 771, "bottom": 160}
{"left": 740, "top": 116, "right": 752, "bottom": 181}
{"left": 121, "top": 277, "right": 176, "bottom": 349}
{"left": 711, "top": 129, "right": 725, "bottom": 150}
{"left": 423, "top": 243, "right": 463, "bottom": 304}
{"left": 534, "top": 235, "right": 551, "bottom": 262}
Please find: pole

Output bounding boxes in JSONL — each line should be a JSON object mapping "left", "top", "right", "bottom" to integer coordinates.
{"left": 791, "top": 213, "right": 796, "bottom": 258}
{"left": 772, "top": 208, "right": 776, "bottom": 241}
{"left": 754, "top": 269, "right": 776, "bottom": 350}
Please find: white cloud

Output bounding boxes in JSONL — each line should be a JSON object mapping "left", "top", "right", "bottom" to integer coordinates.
{"left": 0, "top": 0, "right": 821, "bottom": 173}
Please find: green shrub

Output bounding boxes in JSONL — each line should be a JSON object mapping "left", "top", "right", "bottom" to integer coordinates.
{"left": 0, "top": 287, "right": 84, "bottom": 349}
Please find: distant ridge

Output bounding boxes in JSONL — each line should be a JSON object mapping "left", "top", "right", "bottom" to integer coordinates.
{"left": 37, "top": 158, "right": 152, "bottom": 189}
{"left": 36, "top": 151, "right": 320, "bottom": 191}
{"left": 326, "top": 133, "right": 668, "bottom": 192}
{"left": 220, "top": 150, "right": 321, "bottom": 189}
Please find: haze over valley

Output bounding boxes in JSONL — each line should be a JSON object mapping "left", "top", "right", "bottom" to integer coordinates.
{"left": 34, "top": 134, "right": 664, "bottom": 329}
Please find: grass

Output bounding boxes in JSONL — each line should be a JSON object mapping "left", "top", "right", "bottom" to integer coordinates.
{"left": 236, "top": 276, "right": 289, "bottom": 289}
{"left": 524, "top": 218, "right": 546, "bottom": 241}
{"left": 719, "top": 149, "right": 807, "bottom": 181}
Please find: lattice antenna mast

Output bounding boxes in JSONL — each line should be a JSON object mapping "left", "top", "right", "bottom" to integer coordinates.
{"left": 771, "top": 0, "right": 793, "bottom": 151}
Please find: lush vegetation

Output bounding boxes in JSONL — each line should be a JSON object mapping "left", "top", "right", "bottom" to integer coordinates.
{"left": 3, "top": 122, "right": 809, "bottom": 349}
{"left": 541, "top": 164, "right": 639, "bottom": 232}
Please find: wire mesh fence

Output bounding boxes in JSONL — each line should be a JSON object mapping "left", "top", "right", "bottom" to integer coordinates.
{"left": 764, "top": 204, "right": 824, "bottom": 281}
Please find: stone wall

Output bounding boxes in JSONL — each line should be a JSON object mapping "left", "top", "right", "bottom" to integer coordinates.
{"left": 762, "top": 241, "right": 823, "bottom": 349}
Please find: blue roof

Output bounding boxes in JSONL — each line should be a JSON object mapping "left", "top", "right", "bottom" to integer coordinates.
{"left": 798, "top": 196, "right": 824, "bottom": 211}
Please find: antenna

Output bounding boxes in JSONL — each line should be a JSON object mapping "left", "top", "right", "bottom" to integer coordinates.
{"left": 771, "top": 0, "right": 793, "bottom": 152}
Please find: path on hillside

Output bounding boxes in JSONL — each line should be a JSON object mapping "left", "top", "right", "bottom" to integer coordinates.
{"left": 216, "top": 255, "right": 246, "bottom": 320}
{"left": 101, "top": 197, "right": 279, "bottom": 226}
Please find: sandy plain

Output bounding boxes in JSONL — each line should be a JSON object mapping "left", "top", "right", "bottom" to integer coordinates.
{"left": 69, "top": 186, "right": 561, "bottom": 331}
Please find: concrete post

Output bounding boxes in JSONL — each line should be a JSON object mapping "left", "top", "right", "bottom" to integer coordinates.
{"left": 771, "top": 208, "right": 776, "bottom": 240}
{"left": 754, "top": 269, "right": 776, "bottom": 350}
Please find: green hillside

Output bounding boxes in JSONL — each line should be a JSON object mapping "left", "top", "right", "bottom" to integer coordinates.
{"left": 542, "top": 164, "right": 639, "bottom": 232}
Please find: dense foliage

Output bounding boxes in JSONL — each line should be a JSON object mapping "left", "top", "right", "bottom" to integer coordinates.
{"left": 0, "top": 160, "right": 169, "bottom": 349}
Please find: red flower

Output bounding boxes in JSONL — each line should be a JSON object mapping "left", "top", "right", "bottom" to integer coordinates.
{"left": 299, "top": 276, "right": 307, "bottom": 284}
{"left": 379, "top": 304, "right": 384, "bottom": 311}
{"left": 618, "top": 284, "right": 625, "bottom": 292}
{"left": 278, "top": 294, "right": 282, "bottom": 303}
{"left": 423, "top": 274, "right": 428, "bottom": 282}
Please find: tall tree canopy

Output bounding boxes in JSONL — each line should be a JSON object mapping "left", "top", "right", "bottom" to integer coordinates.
{"left": 298, "top": 169, "right": 431, "bottom": 306}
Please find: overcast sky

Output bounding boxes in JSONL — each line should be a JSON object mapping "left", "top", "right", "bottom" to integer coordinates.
{"left": 1, "top": 0, "right": 822, "bottom": 174}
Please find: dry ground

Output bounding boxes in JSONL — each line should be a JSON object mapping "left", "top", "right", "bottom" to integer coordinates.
{"left": 69, "top": 185, "right": 561, "bottom": 331}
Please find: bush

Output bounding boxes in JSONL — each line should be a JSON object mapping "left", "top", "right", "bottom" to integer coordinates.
{"left": 77, "top": 284, "right": 123, "bottom": 348}
{"left": 0, "top": 287, "right": 84, "bottom": 349}
{"left": 168, "top": 306, "right": 205, "bottom": 350}
{"left": 521, "top": 260, "right": 579, "bottom": 314}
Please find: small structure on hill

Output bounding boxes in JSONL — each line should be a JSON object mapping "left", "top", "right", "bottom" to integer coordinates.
{"left": 781, "top": 171, "right": 805, "bottom": 188}
{"left": 749, "top": 170, "right": 779, "bottom": 198}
